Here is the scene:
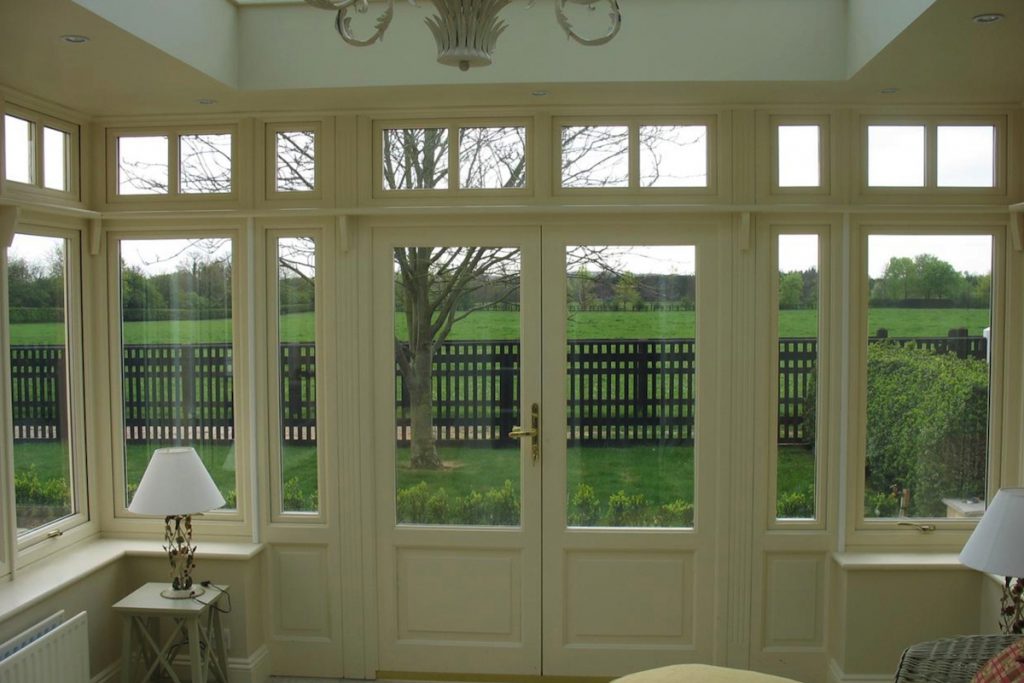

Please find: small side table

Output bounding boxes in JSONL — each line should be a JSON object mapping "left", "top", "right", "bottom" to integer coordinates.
{"left": 114, "top": 582, "right": 229, "bottom": 683}
{"left": 894, "top": 634, "right": 1019, "bottom": 683}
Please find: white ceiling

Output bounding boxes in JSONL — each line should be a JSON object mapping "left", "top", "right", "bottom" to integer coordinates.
{"left": 0, "top": 0, "right": 1020, "bottom": 118}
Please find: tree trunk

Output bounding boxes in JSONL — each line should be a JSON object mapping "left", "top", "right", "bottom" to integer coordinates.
{"left": 407, "top": 341, "right": 442, "bottom": 469}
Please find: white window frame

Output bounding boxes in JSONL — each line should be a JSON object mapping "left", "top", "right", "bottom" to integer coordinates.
{"left": 104, "top": 227, "right": 253, "bottom": 539}
{"left": 3, "top": 226, "right": 93, "bottom": 561}
{"left": 553, "top": 115, "right": 721, "bottom": 198}
{"left": 265, "top": 122, "right": 324, "bottom": 201}
{"left": 845, "top": 219, "right": 1007, "bottom": 548}
{"left": 2, "top": 104, "right": 81, "bottom": 202}
{"left": 266, "top": 227, "right": 328, "bottom": 524}
{"left": 105, "top": 125, "right": 240, "bottom": 205}
{"left": 769, "top": 115, "right": 831, "bottom": 197}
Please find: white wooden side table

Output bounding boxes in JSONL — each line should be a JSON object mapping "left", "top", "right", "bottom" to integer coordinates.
{"left": 113, "top": 582, "right": 229, "bottom": 683}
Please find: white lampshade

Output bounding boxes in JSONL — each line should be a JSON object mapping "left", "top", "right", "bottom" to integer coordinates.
{"left": 960, "top": 488, "right": 1024, "bottom": 577}
{"left": 128, "top": 447, "right": 226, "bottom": 515}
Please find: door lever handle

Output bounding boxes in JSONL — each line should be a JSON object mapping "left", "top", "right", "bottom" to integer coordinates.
{"left": 508, "top": 402, "right": 540, "bottom": 463}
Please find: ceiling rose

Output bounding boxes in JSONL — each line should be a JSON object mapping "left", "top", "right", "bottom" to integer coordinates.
{"left": 304, "top": 0, "right": 622, "bottom": 71}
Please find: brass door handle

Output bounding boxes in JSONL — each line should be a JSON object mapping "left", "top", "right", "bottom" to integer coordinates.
{"left": 508, "top": 403, "right": 540, "bottom": 463}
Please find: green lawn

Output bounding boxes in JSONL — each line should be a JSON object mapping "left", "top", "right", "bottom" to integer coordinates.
{"left": 8, "top": 308, "right": 990, "bottom": 345}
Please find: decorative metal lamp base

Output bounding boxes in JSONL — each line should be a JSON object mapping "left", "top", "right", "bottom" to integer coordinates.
{"left": 161, "top": 514, "right": 201, "bottom": 600}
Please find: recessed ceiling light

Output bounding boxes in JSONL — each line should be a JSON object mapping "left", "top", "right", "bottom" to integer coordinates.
{"left": 60, "top": 34, "right": 89, "bottom": 44}
{"left": 531, "top": 90, "right": 549, "bottom": 97}
{"left": 880, "top": 87, "right": 900, "bottom": 95}
{"left": 972, "top": 13, "right": 1004, "bottom": 24}
{"left": 197, "top": 98, "right": 217, "bottom": 105}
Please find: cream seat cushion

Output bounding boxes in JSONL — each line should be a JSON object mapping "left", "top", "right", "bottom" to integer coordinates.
{"left": 614, "top": 664, "right": 803, "bottom": 683}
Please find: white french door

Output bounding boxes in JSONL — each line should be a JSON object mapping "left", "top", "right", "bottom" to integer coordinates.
{"left": 373, "top": 219, "right": 731, "bottom": 677}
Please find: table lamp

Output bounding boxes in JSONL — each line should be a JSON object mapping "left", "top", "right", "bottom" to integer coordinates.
{"left": 959, "top": 488, "right": 1024, "bottom": 634}
{"left": 128, "top": 447, "right": 226, "bottom": 599}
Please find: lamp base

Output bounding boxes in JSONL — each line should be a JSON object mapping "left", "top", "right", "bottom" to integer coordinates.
{"left": 160, "top": 586, "right": 205, "bottom": 600}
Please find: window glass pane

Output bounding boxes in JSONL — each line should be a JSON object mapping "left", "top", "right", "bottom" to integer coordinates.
{"left": 4, "top": 115, "right": 34, "bottom": 184}
{"left": 382, "top": 128, "right": 449, "bottom": 190}
{"left": 43, "top": 127, "right": 69, "bottom": 192}
{"left": 867, "top": 125, "right": 925, "bottom": 187}
{"left": 179, "top": 133, "right": 232, "bottom": 194}
{"left": 639, "top": 125, "right": 707, "bottom": 188}
{"left": 275, "top": 130, "right": 316, "bottom": 192}
{"left": 119, "top": 238, "right": 235, "bottom": 509}
{"left": 561, "top": 125, "right": 629, "bottom": 188}
{"left": 458, "top": 126, "right": 527, "bottom": 189}
{"left": 865, "top": 234, "right": 991, "bottom": 519}
{"left": 778, "top": 125, "right": 820, "bottom": 187}
{"left": 566, "top": 246, "right": 696, "bottom": 528}
{"left": 7, "top": 234, "right": 76, "bottom": 534}
{"left": 937, "top": 125, "right": 995, "bottom": 188}
{"left": 118, "top": 136, "right": 168, "bottom": 195}
{"left": 393, "top": 246, "right": 521, "bottom": 526}
{"left": 278, "top": 237, "right": 318, "bottom": 513}
{"left": 777, "top": 234, "right": 818, "bottom": 520}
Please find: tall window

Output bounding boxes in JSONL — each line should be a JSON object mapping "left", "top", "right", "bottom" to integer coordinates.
{"left": 7, "top": 233, "right": 81, "bottom": 535}
{"left": 776, "top": 234, "right": 819, "bottom": 520}
{"left": 864, "top": 234, "right": 992, "bottom": 519}
{"left": 275, "top": 236, "right": 320, "bottom": 514}
{"left": 117, "top": 238, "right": 236, "bottom": 509}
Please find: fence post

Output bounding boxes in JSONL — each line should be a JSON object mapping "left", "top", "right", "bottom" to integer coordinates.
{"left": 948, "top": 327, "right": 969, "bottom": 359}
{"left": 55, "top": 348, "right": 68, "bottom": 443}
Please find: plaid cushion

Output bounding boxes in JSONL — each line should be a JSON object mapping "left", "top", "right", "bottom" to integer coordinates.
{"left": 973, "top": 639, "right": 1024, "bottom": 683}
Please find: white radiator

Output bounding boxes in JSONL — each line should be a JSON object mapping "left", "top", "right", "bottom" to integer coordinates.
{"left": 0, "top": 610, "right": 89, "bottom": 683}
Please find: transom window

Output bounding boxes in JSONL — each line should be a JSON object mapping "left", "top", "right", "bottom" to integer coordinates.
{"left": 3, "top": 106, "right": 77, "bottom": 197}
{"left": 111, "top": 128, "right": 236, "bottom": 199}
{"left": 865, "top": 119, "right": 1001, "bottom": 190}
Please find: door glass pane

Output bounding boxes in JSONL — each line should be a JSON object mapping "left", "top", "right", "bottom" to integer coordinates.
{"left": 458, "top": 126, "right": 527, "bottom": 189}
{"left": 4, "top": 115, "right": 34, "bottom": 184}
{"left": 937, "top": 125, "right": 995, "bottom": 188}
{"left": 777, "top": 234, "right": 818, "bottom": 520}
{"left": 394, "top": 247, "right": 522, "bottom": 526}
{"left": 865, "top": 234, "right": 991, "bottom": 518}
{"left": 118, "top": 135, "right": 168, "bottom": 195}
{"left": 278, "top": 237, "right": 318, "bottom": 513}
{"left": 118, "top": 238, "right": 235, "bottom": 509}
{"left": 43, "top": 127, "right": 69, "bottom": 192}
{"left": 179, "top": 133, "right": 233, "bottom": 194}
{"left": 382, "top": 128, "right": 449, "bottom": 190}
{"left": 566, "top": 245, "right": 696, "bottom": 528}
{"left": 639, "top": 125, "right": 707, "bottom": 188}
{"left": 7, "top": 234, "right": 76, "bottom": 534}
{"left": 561, "top": 125, "right": 629, "bottom": 188}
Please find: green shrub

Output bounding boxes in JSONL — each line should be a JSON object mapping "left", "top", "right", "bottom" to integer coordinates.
{"left": 397, "top": 480, "right": 521, "bottom": 525}
{"left": 777, "top": 485, "right": 814, "bottom": 518}
{"left": 656, "top": 499, "right": 694, "bottom": 527}
{"left": 283, "top": 476, "right": 318, "bottom": 512}
{"left": 15, "top": 466, "right": 70, "bottom": 506}
{"left": 568, "top": 483, "right": 601, "bottom": 526}
{"left": 607, "top": 490, "right": 649, "bottom": 527}
{"left": 865, "top": 342, "right": 988, "bottom": 517}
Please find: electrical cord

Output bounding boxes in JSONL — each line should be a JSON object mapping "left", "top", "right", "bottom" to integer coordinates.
{"left": 190, "top": 581, "right": 232, "bottom": 614}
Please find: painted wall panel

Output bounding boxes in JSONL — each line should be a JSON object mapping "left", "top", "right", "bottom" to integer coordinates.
{"left": 764, "top": 554, "right": 825, "bottom": 647}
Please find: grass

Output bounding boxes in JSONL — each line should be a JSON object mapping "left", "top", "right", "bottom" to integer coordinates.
{"left": 8, "top": 308, "right": 990, "bottom": 346}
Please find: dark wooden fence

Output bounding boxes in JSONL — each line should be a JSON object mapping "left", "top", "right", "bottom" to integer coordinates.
{"left": 10, "top": 329, "right": 986, "bottom": 447}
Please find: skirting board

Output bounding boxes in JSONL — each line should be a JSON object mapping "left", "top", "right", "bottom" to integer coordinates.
{"left": 827, "top": 658, "right": 894, "bottom": 683}
{"left": 107, "top": 644, "right": 271, "bottom": 683}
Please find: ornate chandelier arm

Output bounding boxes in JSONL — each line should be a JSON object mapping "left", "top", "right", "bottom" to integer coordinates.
{"left": 304, "top": 0, "right": 397, "bottom": 47}
{"left": 555, "top": 0, "right": 621, "bottom": 46}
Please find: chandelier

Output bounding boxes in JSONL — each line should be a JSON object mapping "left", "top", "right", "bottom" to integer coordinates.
{"left": 304, "top": 0, "right": 622, "bottom": 71}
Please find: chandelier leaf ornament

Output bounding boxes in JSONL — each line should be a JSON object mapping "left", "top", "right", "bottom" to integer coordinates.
{"left": 304, "top": 0, "right": 622, "bottom": 71}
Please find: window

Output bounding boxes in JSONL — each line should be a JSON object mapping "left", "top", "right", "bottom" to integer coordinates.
{"left": 775, "top": 234, "right": 820, "bottom": 521}
{"left": 777, "top": 125, "right": 820, "bottom": 188}
{"left": 863, "top": 234, "right": 992, "bottom": 519}
{"left": 6, "top": 232, "right": 86, "bottom": 539}
{"left": 937, "top": 125, "right": 994, "bottom": 188}
{"left": 867, "top": 125, "right": 926, "bottom": 187}
{"left": 559, "top": 119, "right": 715, "bottom": 192}
{"left": 382, "top": 127, "right": 449, "bottom": 190}
{"left": 3, "top": 107, "right": 78, "bottom": 197}
{"left": 561, "top": 125, "right": 629, "bottom": 188}
{"left": 274, "top": 129, "right": 317, "bottom": 192}
{"left": 117, "top": 238, "right": 236, "bottom": 510}
{"left": 117, "top": 136, "right": 168, "bottom": 195}
{"left": 111, "top": 128, "right": 235, "bottom": 199}
{"left": 273, "top": 235, "right": 320, "bottom": 516}
{"left": 4, "top": 114, "right": 34, "bottom": 184}
{"left": 458, "top": 127, "right": 527, "bottom": 189}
